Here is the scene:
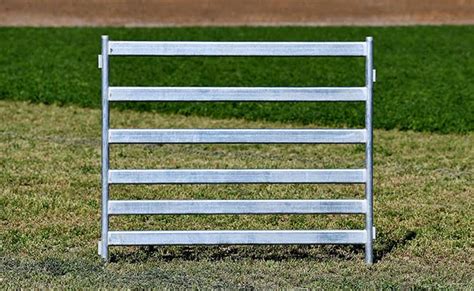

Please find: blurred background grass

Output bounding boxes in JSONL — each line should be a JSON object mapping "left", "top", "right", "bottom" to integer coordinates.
{"left": 1, "top": 26, "right": 473, "bottom": 133}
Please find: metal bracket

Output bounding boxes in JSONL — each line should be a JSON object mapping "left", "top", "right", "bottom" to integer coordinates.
{"left": 98, "top": 55, "right": 102, "bottom": 69}
{"left": 98, "top": 240, "right": 102, "bottom": 255}
{"left": 372, "top": 227, "right": 376, "bottom": 240}
{"left": 372, "top": 69, "right": 376, "bottom": 82}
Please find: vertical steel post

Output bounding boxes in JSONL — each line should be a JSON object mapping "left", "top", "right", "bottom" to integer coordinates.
{"left": 365, "top": 36, "right": 374, "bottom": 264}
{"left": 101, "top": 35, "right": 110, "bottom": 260}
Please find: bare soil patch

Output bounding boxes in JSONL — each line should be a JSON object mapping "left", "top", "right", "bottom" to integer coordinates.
{"left": 1, "top": 0, "right": 474, "bottom": 27}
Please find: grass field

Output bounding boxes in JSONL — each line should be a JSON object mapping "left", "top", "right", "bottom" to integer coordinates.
{"left": 1, "top": 100, "right": 472, "bottom": 288}
{"left": 0, "top": 26, "right": 473, "bottom": 133}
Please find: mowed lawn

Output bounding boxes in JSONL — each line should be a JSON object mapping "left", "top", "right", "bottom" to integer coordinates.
{"left": 1, "top": 100, "right": 472, "bottom": 288}
{"left": 0, "top": 26, "right": 473, "bottom": 133}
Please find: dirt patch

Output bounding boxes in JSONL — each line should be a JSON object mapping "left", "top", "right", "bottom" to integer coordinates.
{"left": 1, "top": 0, "right": 474, "bottom": 27}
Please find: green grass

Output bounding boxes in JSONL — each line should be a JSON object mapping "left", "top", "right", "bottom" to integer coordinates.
{"left": 1, "top": 100, "right": 472, "bottom": 288}
{"left": 0, "top": 26, "right": 473, "bottom": 133}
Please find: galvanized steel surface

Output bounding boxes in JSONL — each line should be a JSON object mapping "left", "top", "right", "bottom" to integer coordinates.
{"left": 364, "top": 36, "right": 375, "bottom": 264}
{"left": 100, "top": 35, "right": 110, "bottom": 260}
{"left": 108, "top": 41, "right": 367, "bottom": 56}
{"left": 108, "top": 87, "right": 367, "bottom": 102}
{"left": 108, "top": 129, "right": 367, "bottom": 144}
{"left": 108, "top": 230, "right": 368, "bottom": 245}
{"left": 108, "top": 199, "right": 367, "bottom": 215}
{"left": 108, "top": 169, "right": 366, "bottom": 184}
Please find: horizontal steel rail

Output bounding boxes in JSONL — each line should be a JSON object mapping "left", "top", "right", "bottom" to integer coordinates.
{"left": 108, "top": 41, "right": 367, "bottom": 56}
{"left": 108, "top": 87, "right": 367, "bottom": 102}
{"left": 109, "top": 129, "right": 367, "bottom": 144}
{"left": 99, "top": 36, "right": 375, "bottom": 264}
{"left": 108, "top": 199, "right": 367, "bottom": 215}
{"left": 108, "top": 169, "right": 366, "bottom": 184}
{"left": 108, "top": 230, "right": 367, "bottom": 245}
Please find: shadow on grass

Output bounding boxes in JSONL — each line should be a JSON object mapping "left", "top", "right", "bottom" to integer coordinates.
{"left": 109, "top": 230, "right": 418, "bottom": 264}
{"left": 109, "top": 244, "right": 366, "bottom": 263}
{"left": 2, "top": 257, "right": 103, "bottom": 278}
{"left": 2, "top": 231, "right": 418, "bottom": 280}
{"left": 374, "top": 230, "right": 417, "bottom": 263}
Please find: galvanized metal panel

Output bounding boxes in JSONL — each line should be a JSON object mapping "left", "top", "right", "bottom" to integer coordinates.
{"left": 108, "top": 230, "right": 367, "bottom": 245}
{"left": 108, "top": 41, "right": 367, "bottom": 56}
{"left": 108, "top": 129, "right": 367, "bottom": 144}
{"left": 108, "top": 169, "right": 366, "bottom": 184}
{"left": 99, "top": 36, "right": 375, "bottom": 263}
{"left": 108, "top": 87, "right": 367, "bottom": 102}
{"left": 108, "top": 199, "right": 367, "bottom": 215}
